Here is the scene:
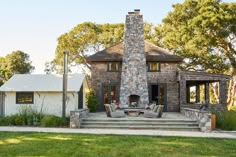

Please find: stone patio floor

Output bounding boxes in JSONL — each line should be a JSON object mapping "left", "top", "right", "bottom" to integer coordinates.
{"left": 87, "top": 112, "right": 190, "bottom": 120}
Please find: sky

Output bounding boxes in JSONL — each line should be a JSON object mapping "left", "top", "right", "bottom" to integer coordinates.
{"left": 0, "top": 0, "right": 235, "bottom": 74}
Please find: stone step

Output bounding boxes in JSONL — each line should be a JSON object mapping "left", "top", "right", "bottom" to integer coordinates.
{"left": 83, "top": 118, "right": 196, "bottom": 123}
{"left": 80, "top": 125, "right": 200, "bottom": 131}
{"left": 81, "top": 121, "right": 199, "bottom": 126}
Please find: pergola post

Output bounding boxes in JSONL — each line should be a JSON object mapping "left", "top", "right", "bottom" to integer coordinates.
{"left": 196, "top": 84, "right": 200, "bottom": 103}
{"left": 219, "top": 80, "right": 228, "bottom": 109}
{"left": 186, "top": 84, "right": 190, "bottom": 103}
{"left": 205, "top": 83, "right": 209, "bottom": 107}
{"left": 179, "top": 79, "right": 186, "bottom": 107}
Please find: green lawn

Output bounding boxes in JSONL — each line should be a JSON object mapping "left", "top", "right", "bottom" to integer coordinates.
{"left": 0, "top": 132, "right": 236, "bottom": 157}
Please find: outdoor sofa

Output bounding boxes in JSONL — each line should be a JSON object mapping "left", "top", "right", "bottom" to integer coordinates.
{"left": 104, "top": 103, "right": 126, "bottom": 118}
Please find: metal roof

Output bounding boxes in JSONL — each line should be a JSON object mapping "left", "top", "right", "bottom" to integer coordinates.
{"left": 0, "top": 74, "right": 85, "bottom": 92}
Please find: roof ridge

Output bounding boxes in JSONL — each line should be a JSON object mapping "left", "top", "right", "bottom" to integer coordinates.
{"left": 144, "top": 41, "right": 173, "bottom": 55}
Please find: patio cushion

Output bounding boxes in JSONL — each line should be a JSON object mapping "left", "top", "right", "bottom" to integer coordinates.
{"left": 149, "top": 103, "right": 156, "bottom": 110}
{"left": 153, "top": 105, "right": 159, "bottom": 112}
{"left": 143, "top": 105, "right": 164, "bottom": 118}
{"left": 110, "top": 103, "right": 117, "bottom": 112}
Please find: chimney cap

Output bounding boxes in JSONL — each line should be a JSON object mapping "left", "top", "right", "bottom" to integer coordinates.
{"left": 128, "top": 12, "right": 135, "bottom": 15}
{"left": 134, "top": 9, "right": 140, "bottom": 12}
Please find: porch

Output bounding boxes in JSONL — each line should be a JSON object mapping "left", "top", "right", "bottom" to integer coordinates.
{"left": 178, "top": 71, "right": 231, "bottom": 110}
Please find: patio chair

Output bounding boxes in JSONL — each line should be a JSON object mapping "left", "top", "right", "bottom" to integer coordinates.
{"left": 104, "top": 104, "right": 125, "bottom": 118}
{"left": 143, "top": 105, "right": 164, "bottom": 118}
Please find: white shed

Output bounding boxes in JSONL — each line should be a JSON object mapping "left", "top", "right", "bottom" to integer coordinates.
{"left": 0, "top": 74, "right": 88, "bottom": 117}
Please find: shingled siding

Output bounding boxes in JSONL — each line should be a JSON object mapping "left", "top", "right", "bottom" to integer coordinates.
{"left": 90, "top": 62, "right": 122, "bottom": 111}
{"left": 147, "top": 63, "right": 179, "bottom": 112}
{"left": 91, "top": 62, "right": 180, "bottom": 112}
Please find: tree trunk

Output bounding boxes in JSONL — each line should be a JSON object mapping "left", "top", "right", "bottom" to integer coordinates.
{"left": 227, "top": 75, "right": 236, "bottom": 110}
{"left": 210, "top": 83, "right": 219, "bottom": 103}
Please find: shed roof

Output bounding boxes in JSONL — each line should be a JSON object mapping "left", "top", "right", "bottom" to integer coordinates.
{"left": 87, "top": 41, "right": 183, "bottom": 62}
{"left": 0, "top": 74, "right": 85, "bottom": 92}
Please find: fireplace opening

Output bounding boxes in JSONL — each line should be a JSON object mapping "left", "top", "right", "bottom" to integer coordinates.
{"left": 129, "top": 95, "right": 140, "bottom": 107}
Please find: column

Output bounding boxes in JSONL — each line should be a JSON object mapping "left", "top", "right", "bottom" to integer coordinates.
{"left": 196, "top": 84, "right": 200, "bottom": 103}
{"left": 205, "top": 83, "right": 209, "bottom": 107}
{"left": 179, "top": 79, "right": 186, "bottom": 107}
{"left": 219, "top": 80, "right": 228, "bottom": 109}
{"left": 186, "top": 85, "right": 190, "bottom": 103}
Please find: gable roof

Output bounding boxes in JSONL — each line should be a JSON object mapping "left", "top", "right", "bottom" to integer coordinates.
{"left": 87, "top": 41, "right": 183, "bottom": 62}
{"left": 0, "top": 74, "right": 85, "bottom": 92}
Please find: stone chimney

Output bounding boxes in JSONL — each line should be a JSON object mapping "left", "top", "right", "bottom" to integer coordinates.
{"left": 119, "top": 9, "right": 149, "bottom": 108}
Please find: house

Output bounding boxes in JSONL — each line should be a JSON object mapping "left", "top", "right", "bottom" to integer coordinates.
{"left": 0, "top": 74, "right": 88, "bottom": 117}
{"left": 87, "top": 9, "right": 230, "bottom": 112}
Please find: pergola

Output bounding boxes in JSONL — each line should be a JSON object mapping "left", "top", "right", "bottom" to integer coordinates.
{"left": 178, "top": 71, "right": 231, "bottom": 110}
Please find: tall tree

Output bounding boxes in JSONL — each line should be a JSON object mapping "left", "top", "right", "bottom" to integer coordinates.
{"left": 160, "top": 0, "right": 236, "bottom": 109}
{"left": 0, "top": 51, "right": 34, "bottom": 85}
{"left": 49, "top": 22, "right": 124, "bottom": 73}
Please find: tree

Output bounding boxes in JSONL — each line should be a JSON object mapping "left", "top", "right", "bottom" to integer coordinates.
{"left": 159, "top": 0, "right": 236, "bottom": 109}
{"left": 0, "top": 51, "right": 34, "bottom": 85}
{"left": 49, "top": 22, "right": 124, "bottom": 73}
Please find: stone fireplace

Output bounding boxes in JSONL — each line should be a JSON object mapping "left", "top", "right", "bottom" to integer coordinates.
{"left": 129, "top": 95, "right": 140, "bottom": 107}
{"left": 119, "top": 9, "right": 149, "bottom": 108}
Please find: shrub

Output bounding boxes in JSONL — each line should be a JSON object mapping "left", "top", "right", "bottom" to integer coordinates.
{"left": 214, "top": 110, "right": 236, "bottom": 130}
{"left": 0, "top": 115, "right": 17, "bottom": 126}
{"left": 40, "top": 115, "right": 67, "bottom": 127}
{"left": 17, "top": 105, "right": 44, "bottom": 126}
{"left": 0, "top": 106, "right": 45, "bottom": 126}
{"left": 87, "top": 91, "right": 98, "bottom": 112}
{"left": 14, "top": 114, "right": 26, "bottom": 125}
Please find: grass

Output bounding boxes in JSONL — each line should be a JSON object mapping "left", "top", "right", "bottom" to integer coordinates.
{"left": 0, "top": 132, "right": 236, "bottom": 157}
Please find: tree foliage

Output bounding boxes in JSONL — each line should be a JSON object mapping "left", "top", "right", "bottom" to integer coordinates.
{"left": 0, "top": 51, "right": 34, "bottom": 85}
{"left": 161, "top": 0, "right": 235, "bottom": 73}
{"left": 49, "top": 22, "right": 124, "bottom": 73}
{"left": 160, "top": 0, "right": 236, "bottom": 108}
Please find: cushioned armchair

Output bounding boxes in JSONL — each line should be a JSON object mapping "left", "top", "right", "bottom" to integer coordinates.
{"left": 104, "top": 104, "right": 125, "bottom": 118}
{"left": 143, "top": 105, "right": 164, "bottom": 118}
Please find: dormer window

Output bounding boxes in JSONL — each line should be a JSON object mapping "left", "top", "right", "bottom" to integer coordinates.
{"left": 107, "top": 62, "right": 120, "bottom": 72}
{"left": 147, "top": 62, "right": 161, "bottom": 72}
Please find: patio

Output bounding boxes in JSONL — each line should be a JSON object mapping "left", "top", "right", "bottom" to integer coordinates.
{"left": 87, "top": 112, "right": 190, "bottom": 120}
{"left": 71, "top": 111, "right": 200, "bottom": 131}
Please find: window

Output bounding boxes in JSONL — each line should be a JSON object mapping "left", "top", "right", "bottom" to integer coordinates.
{"left": 16, "top": 92, "right": 34, "bottom": 104}
{"left": 147, "top": 62, "right": 160, "bottom": 72}
{"left": 107, "top": 62, "right": 120, "bottom": 72}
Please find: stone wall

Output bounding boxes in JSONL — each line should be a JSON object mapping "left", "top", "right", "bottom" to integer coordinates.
{"left": 181, "top": 108, "right": 212, "bottom": 132}
{"left": 120, "top": 11, "right": 149, "bottom": 108}
{"left": 91, "top": 61, "right": 180, "bottom": 112}
{"left": 90, "top": 62, "right": 121, "bottom": 111}
{"left": 70, "top": 109, "right": 88, "bottom": 128}
{"left": 147, "top": 63, "right": 179, "bottom": 111}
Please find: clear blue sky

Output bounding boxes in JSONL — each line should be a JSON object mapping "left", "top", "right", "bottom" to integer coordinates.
{"left": 0, "top": 0, "right": 235, "bottom": 73}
